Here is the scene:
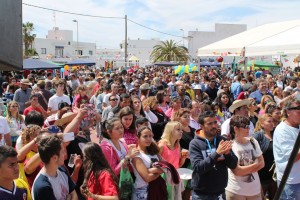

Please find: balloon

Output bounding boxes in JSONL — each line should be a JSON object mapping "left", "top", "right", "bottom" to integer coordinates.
{"left": 184, "top": 65, "right": 189, "bottom": 73}
{"left": 178, "top": 65, "right": 182, "bottom": 70}
{"left": 64, "top": 65, "right": 69, "bottom": 71}
{"left": 190, "top": 63, "right": 194, "bottom": 67}
{"left": 64, "top": 70, "right": 69, "bottom": 76}
{"left": 60, "top": 68, "right": 64, "bottom": 72}
{"left": 175, "top": 69, "right": 180, "bottom": 74}
{"left": 192, "top": 66, "right": 197, "bottom": 71}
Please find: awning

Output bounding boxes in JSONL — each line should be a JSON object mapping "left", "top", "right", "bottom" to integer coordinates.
{"left": 23, "top": 59, "right": 63, "bottom": 70}
{"left": 198, "top": 19, "right": 300, "bottom": 57}
{"left": 66, "top": 60, "right": 96, "bottom": 66}
{"left": 154, "top": 61, "right": 179, "bottom": 66}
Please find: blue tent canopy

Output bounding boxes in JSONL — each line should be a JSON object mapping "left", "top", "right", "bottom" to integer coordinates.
{"left": 66, "top": 60, "right": 95, "bottom": 66}
{"left": 199, "top": 61, "right": 221, "bottom": 68}
{"left": 23, "top": 59, "right": 63, "bottom": 70}
{"left": 154, "top": 61, "right": 179, "bottom": 66}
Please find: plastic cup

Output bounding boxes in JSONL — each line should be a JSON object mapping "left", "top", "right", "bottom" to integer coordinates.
{"left": 68, "top": 154, "right": 76, "bottom": 168}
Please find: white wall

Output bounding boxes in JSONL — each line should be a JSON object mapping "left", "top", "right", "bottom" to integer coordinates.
{"left": 188, "top": 23, "right": 247, "bottom": 61}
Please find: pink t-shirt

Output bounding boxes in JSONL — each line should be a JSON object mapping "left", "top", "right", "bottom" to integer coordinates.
{"left": 123, "top": 129, "right": 138, "bottom": 146}
{"left": 160, "top": 142, "right": 181, "bottom": 169}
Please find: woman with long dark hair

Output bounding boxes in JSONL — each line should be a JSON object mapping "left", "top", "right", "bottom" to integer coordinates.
{"left": 214, "top": 92, "right": 232, "bottom": 124}
{"left": 100, "top": 117, "right": 138, "bottom": 177}
{"left": 131, "top": 126, "right": 165, "bottom": 200}
{"left": 81, "top": 142, "right": 119, "bottom": 200}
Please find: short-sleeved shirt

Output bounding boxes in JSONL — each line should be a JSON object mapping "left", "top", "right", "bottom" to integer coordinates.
{"left": 273, "top": 121, "right": 300, "bottom": 184}
{"left": 226, "top": 138, "right": 262, "bottom": 196}
{"left": 0, "top": 116, "right": 10, "bottom": 146}
{"left": 48, "top": 94, "right": 71, "bottom": 111}
{"left": 23, "top": 106, "right": 43, "bottom": 116}
{"left": 32, "top": 167, "right": 76, "bottom": 200}
{"left": 87, "top": 171, "right": 118, "bottom": 199}
{"left": 0, "top": 179, "right": 32, "bottom": 200}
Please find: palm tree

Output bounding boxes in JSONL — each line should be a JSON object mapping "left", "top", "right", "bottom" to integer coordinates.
{"left": 23, "top": 22, "right": 36, "bottom": 57}
{"left": 150, "top": 40, "right": 189, "bottom": 64}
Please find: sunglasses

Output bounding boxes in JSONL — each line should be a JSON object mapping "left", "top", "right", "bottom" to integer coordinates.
{"left": 110, "top": 98, "right": 118, "bottom": 101}
{"left": 238, "top": 124, "right": 250, "bottom": 129}
{"left": 286, "top": 106, "right": 300, "bottom": 111}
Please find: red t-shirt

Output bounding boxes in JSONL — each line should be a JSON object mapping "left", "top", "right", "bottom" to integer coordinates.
{"left": 87, "top": 170, "right": 118, "bottom": 198}
{"left": 24, "top": 158, "right": 43, "bottom": 189}
{"left": 23, "top": 106, "right": 43, "bottom": 116}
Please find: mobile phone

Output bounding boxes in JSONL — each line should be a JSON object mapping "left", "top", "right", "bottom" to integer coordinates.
{"left": 63, "top": 132, "right": 75, "bottom": 142}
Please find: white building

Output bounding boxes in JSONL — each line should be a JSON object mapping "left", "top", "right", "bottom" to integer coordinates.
{"left": 188, "top": 23, "right": 247, "bottom": 61}
{"left": 33, "top": 27, "right": 96, "bottom": 64}
{"left": 120, "top": 38, "right": 162, "bottom": 67}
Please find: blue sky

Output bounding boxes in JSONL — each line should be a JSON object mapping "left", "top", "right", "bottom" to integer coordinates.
{"left": 23, "top": 0, "right": 300, "bottom": 49}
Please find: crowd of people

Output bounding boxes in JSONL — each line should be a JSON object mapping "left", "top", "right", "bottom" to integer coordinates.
{"left": 0, "top": 65, "right": 299, "bottom": 200}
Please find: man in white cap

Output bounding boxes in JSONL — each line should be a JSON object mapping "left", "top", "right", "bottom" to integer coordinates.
{"left": 13, "top": 79, "right": 32, "bottom": 114}
{"left": 221, "top": 99, "right": 255, "bottom": 138}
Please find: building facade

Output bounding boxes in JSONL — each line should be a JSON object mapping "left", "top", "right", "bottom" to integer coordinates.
{"left": 32, "top": 27, "right": 96, "bottom": 64}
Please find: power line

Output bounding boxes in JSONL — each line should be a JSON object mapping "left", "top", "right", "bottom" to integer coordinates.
{"left": 23, "top": 3, "right": 123, "bottom": 19}
{"left": 23, "top": 3, "right": 182, "bottom": 38}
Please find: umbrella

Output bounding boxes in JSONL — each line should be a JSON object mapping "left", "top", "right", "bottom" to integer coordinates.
{"left": 154, "top": 61, "right": 179, "bottom": 66}
{"left": 66, "top": 60, "right": 96, "bottom": 66}
{"left": 23, "top": 59, "right": 63, "bottom": 70}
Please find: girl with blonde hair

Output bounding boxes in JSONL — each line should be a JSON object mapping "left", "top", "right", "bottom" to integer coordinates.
{"left": 158, "top": 121, "right": 188, "bottom": 200}
{"left": 254, "top": 114, "right": 277, "bottom": 199}
{"left": 6, "top": 101, "right": 25, "bottom": 147}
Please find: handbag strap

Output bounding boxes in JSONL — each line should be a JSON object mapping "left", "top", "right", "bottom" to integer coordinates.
{"left": 39, "top": 91, "right": 48, "bottom": 106}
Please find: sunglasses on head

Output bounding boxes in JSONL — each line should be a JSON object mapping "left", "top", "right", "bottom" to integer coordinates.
{"left": 286, "top": 106, "right": 300, "bottom": 111}
{"left": 110, "top": 98, "right": 118, "bottom": 101}
{"left": 238, "top": 124, "right": 250, "bottom": 129}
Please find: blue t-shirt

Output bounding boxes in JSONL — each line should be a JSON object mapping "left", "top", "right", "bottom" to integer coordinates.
{"left": 0, "top": 179, "right": 31, "bottom": 200}
{"left": 32, "top": 166, "right": 76, "bottom": 200}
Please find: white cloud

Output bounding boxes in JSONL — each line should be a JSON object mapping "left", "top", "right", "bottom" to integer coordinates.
{"left": 23, "top": 0, "right": 300, "bottom": 48}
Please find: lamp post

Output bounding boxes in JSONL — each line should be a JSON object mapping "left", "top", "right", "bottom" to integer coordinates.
{"left": 73, "top": 20, "right": 78, "bottom": 56}
{"left": 180, "top": 29, "right": 184, "bottom": 46}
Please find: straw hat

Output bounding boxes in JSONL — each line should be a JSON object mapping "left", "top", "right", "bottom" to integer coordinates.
{"left": 229, "top": 99, "right": 251, "bottom": 113}
{"left": 54, "top": 112, "right": 77, "bottom": 126}
{"left": 20, "top": 79, "right": 32, "bottom": 85}
{"left": 140, "top": 83, "right": 150, "bottom": 90}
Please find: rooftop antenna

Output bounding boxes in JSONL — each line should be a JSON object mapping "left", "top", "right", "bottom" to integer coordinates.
{"left": 53, "top": 11, "right": 56, "bottom": 29}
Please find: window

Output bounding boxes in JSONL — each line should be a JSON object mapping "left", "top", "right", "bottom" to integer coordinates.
{"left": 89, "top": 50, "right": 93, "bottom": 55}
{"left": 41, "top": 48, "right": 46, "bottom": 54}
{"left": 75, "top": 50, "right": 82, "bottom": 55}
{"left": 55, "top": 46, "right": 64, "bottom": 57}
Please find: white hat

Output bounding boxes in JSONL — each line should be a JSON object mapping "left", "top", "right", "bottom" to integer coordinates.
{"left": 229, "top": 99, "right": 250, "bottom": 113}
{"left": 193, "top": 85, "right": 202, "bottom": 90}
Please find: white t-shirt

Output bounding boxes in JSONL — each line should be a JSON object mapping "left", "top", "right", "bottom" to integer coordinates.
{"left": 48, "top": 94, "right": 71, "bottom": 111}
{"left": 131, "top": 152, "right": 159, "bottom": 189}
{"left": 0, "top": 116, "right": 11, "bottom": 146}
{"left": 226, "top": 138, "right": 262, "bottom": 196}
{"left": 221, "top": 117, "right": 254, "bottom": 137}
{"left": 273, "top": 122, "right": 300, "bottom": 184}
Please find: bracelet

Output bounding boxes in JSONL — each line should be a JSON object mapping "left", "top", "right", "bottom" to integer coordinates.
{"left": 125, "top": 156, "right": 130, "bottom": 162}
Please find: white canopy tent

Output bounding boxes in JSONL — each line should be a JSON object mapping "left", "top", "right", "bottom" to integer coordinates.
{"left": 197, "top": 19, "right": 300, "bottom": 57}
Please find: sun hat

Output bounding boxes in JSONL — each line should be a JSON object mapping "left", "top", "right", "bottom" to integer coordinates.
{"left": 54, "top": 112, "right": 77, "bottom": 126}
{"left": 229, "top": 99, "right": 251, "bottom": 113}
{"left": 140, "top": 83, "right": 150, "bottom": 90}
{"left": 20, "top": 79, "right": 32, "bottom": 85}
{"left": 37, "top": 80, "right": 45, "bottom": 85}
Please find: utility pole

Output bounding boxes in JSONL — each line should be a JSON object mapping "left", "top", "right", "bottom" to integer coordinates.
{"left": 125, "top": 15, "right": 128, "bottom": 68}
{"left": 180, "top": 29, "right": 184, "bottom": 47}
{"left": 73, "top": 20, "right": 78, "bottom": 56}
